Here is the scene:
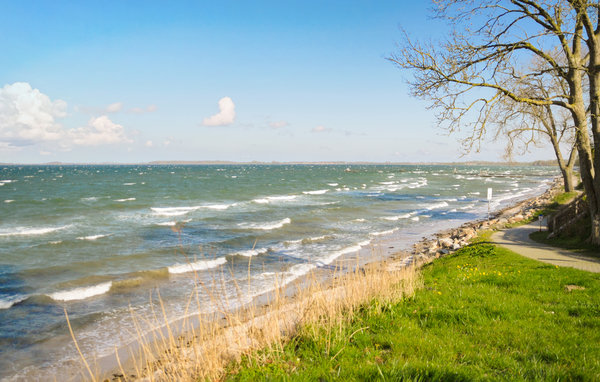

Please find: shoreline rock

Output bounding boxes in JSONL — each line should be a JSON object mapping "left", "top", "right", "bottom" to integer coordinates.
{"left": 408, "top": 177, "right": 563, "bottom": 266}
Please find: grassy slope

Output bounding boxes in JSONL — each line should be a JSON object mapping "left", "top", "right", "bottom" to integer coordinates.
{"left": 528, "top": 190, "right": 599, "bottom": 256}
{"left": 226, "top": 235, "right": 600, "bottom": 381}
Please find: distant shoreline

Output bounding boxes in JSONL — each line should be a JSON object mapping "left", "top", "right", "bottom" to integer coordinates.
{"left": 0, "top": 160, "right": 558, "bottom": 166}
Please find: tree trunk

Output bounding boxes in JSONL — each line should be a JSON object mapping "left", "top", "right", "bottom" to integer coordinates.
{"left": 562, "top": 167, "right": 575, "bottom": 192}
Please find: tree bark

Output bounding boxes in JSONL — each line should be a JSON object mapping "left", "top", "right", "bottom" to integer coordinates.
{"left": 562, "top": 167, "right": 575, "bottom": 192}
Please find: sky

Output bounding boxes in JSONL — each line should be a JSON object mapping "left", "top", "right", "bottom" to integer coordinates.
{"left": 0, "top": 0, "right": 557, "bottom": 164}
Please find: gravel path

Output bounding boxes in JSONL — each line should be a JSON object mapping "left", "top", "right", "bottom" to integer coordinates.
{"left": 492, "top": 220, "right": 600, "bottom": 273}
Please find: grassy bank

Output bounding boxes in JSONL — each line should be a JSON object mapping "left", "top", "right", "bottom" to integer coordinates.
{"left": 225, "top": 234, "right": 600, "bottom": 381}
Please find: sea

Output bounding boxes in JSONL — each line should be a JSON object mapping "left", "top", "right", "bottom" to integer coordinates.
{"left": 0, "top": 164, "right": 557, "bottom": 380}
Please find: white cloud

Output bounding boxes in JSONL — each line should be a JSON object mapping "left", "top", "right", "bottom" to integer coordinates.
{"left": 106, "top": 102, "right": 123, "bottom": 113}
{"left": 311, "top": 125, "right": 331, "bottom": 133}
{"left": 269, "top": 120, "right": 289, "bottom": 129}
{"left": 68, "top": 116, "right": 131, "bottom": 146}
{"left": 145, "top": 140, "right": 153, "bottom": 147}
{"left": 0, "top": 82, "right": 67, "bottom": 146}
{"left": 0, "top": 82, "right": 134, "bottom": 150}
{"left": 202, "top": 97, "right": 236, "bottom": 126}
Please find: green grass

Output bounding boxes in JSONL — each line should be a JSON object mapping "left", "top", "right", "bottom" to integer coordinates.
{"left": 225, "top": 241, "right": 600, "bottom": 381}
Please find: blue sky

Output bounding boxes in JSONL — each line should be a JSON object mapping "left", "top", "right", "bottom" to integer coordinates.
{"left": 0, "top": 1, "right": 555, "bottom": 163}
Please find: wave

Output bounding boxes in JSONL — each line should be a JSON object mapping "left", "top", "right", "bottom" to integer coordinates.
{"left": 47, "top": 281, "right": 113, "bottom": 302}
{"left": 238, "top": 218, "right": 291, "bottom": 231}
{"left": 252, "top": 195, "right": 297, "bottom": 204}
{"left": 168, "top": 257, "right": 227, "bottom": 274}
{"left": 203, "top": 203, "right": 236, "bottom": 210}
{"left": 77, "top": 234, "right": 109, "bottom": 241}
{"left": 232, "top": 247, "right": 269, "bottom": 257}
{"left": 115, "top": 197, "right": 136, "bottom": 202}
{"left": 81, "top": 196, "right": 98, "bottom": 202}
{"left": 371, "top": 228, "right": 399, "bottom": 237}
{"left": 319, "top": 243, "right": 366, "bottom": 265}
{"left": 302, "top": 189, "right": 329, "bottom": 195}
{"left": 123, "top": 182, "right": 136, "bottom": 185}
{"left": 327, "top": 183, "right": 338, "bottom": 186}
{"left": 151, "top": 206, "right": 200, "bottom": 216}
{"left": 0, "top": 295, "right": 28, "bottom": 310}
{"left": 410, "top": 216, "right": 420, "bottom": 221}
{"left": 382, "top": 213, "right": 412, "bottom": 221}
{"left": 0, "top": 225, "right": 70, "bottom": 237}
{"left": 285, "top": 235, "right": 333, "bottom": 246}
{"left": 424, "top": 201, "right": 449, "bottom": 210}
{"left": 4, "top": 199, "right": 14, "bottom": 203}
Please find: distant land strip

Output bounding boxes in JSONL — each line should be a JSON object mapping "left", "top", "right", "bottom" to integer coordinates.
{"left": 0, "top": 160, "right": 559, "bottom": 166}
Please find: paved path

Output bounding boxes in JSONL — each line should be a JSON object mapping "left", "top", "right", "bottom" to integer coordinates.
{"left": 492, "top": 220, "right": 600, "bottom": 273}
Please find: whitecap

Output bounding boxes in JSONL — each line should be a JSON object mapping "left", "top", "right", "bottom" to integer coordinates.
{"left": 202, "top": 203, "right": 235, "bottom": 210}
{"left": 151, "top": 206, "right": 200, "bottom": 216}
{"left": 302, "top": 189, "right": 329, "bottom": 195}
{"left": 318, "top": 244, "right": 364, "bottom": 265}
{"left": 168, "top": 257, "right": 227, "bottom": 274}
{"left": 232, "top": 247, "right": 269, "bottom": 257}
{"left": 371, "top": 228, "right": 399, "bottom": 236}
{"left": 0, "top": 295, "right": 27, "bottom": 310}
{"left": 77, "top": 234, "right": 109, "bottom": 241}
{"left": 0, "top": 225, "right": 70, "bottom": 237}
{"left": 253, "top": 195, "right": 297, "bottom": 204}
{"left": 382, "top": 213, "right": 412, "bottom": 221}
{"left": 327, "top": 183, "right": 338, "bottom": 186}
{"left": 238, "top": 218, "right": 291, "bottom": 231}
{"left": 123, "top": 182, "right": 136, "bottom": 186}
{"left": 410, "top": 217, "right": 420, "bottom": 221}
{"left": 48, "top": 282, "right": 113, "bottom": 302}
{"left": 424, "top": 201, "right": 449, "bottom": 210}
{"left": 4, "top": 200, "right": 14, "bottom": 203}
{"left": 115, "top": 198, "right": 136, "bottom": 202}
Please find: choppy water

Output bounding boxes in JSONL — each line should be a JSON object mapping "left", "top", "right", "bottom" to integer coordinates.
{"left": 0, "top": 164, "right": 556, "bottom": 380}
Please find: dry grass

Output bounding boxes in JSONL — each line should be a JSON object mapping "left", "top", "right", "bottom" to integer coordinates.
{"left": 69, "top": 251, "right": 420, "bottom": 382}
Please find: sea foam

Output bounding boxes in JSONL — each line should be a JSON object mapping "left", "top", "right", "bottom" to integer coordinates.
{"left": 168, "top": 257, "right": 227, "bottom": 274}
{"left": 48, "top": 282, "right": 113, "bottom": 302}
{"left": 0, "top": 295, "right": 27, "bottom": 310}
{"left": 232, "top": 247, "right": 269, "bottom": 257}
{"left": 252, "top": 195, "right": 297, "bottom": 204}
{"left": 302, "top": 189, "right": 329, "bottom": 195}
{"left": 151, "top": 206, "right": 200, "bottom": 216}
{"left": 77, "top": 234, "right": 109, "bottom": 241}
{"left": 0, "top": 225, "right": 70, "bottom": 237}
{"left": 238, "top": 218, "right": 291, "bottom": 231}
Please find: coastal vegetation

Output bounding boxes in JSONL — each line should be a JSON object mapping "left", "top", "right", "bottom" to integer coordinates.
{"left": 391, "top": 1, "right": 600, "bottom": 245}
{"left": 225, "top": 235, "right": 600, "bottom": 381}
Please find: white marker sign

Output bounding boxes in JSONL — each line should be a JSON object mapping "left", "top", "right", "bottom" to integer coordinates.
{"left": 487, "top": 188, "right": 493, "bottom": 201}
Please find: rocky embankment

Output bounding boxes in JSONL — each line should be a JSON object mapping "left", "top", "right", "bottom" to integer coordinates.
{"left": 406, "top": 179, "right": 563, "bottom": 267}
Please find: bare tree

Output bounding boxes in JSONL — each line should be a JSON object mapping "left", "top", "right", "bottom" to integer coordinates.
{"left": 389, "top": 0, "right": 600, "bottom": 244}
{"left": 493, "top": 74, "right": 578, "bottom": 191}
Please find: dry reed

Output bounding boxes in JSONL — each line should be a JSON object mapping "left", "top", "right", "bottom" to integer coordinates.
{"left": 69, "top": 247, "right": 420, "bottom": 382}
